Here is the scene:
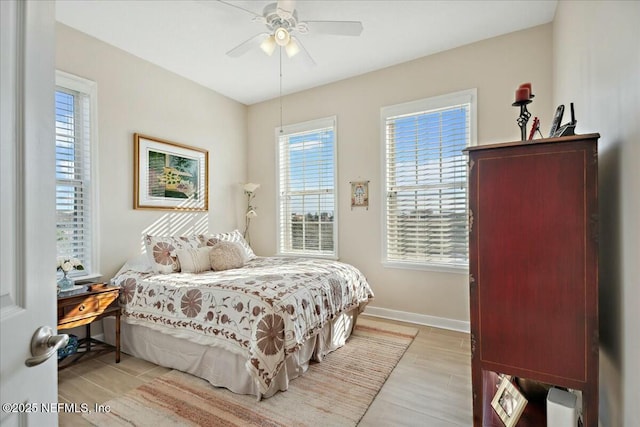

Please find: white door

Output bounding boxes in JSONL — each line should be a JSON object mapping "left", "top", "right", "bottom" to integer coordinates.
{"left": 1, "top": 1, "right": 58, "bottom": 426}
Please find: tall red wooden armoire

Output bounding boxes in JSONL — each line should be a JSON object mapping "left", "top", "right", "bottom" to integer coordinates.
{"left": 466, "top": 133, "right": 600, "bottom": 426}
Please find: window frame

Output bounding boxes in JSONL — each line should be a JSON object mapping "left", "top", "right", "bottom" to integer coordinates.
{"left": 275, "top": 116, "right": 338, "bottom": 259}
{"left": 55, "top": 70, "right": 100, "bottom": 280}
{"left": 380, "top": 89, "right": 477, "bottom": 273}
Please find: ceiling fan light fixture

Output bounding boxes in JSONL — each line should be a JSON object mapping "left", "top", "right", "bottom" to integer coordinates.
{"left": 274, "top": 27, "right": 290, "bottom": 46}
{"left": 223, "top": 0, "right": 362, "bottom": 66}
{"left": 285, "top": 38, "right": 300, "bottom": 58}
{"left": 260, "top": 35, "right": 277, "bottom": 56}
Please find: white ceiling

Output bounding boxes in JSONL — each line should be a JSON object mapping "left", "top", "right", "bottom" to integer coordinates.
{"left": 56, "top": 0, "right": 557, "bottom": 105}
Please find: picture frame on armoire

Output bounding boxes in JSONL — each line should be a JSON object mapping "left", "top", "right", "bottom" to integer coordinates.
{"left": 491, "top": 376, "right": 528, "bottom": 427}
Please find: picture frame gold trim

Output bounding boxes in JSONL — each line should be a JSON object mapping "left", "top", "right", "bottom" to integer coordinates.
{"left": 134, "top": 133, "right": 208, "bottom": 211}
{"left": 491, "top": 376, "right": 527, "bottom": 427}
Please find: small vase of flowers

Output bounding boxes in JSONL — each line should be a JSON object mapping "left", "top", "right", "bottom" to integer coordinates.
{"left": 57, "top": 257, "right": 84, "bottom": 291}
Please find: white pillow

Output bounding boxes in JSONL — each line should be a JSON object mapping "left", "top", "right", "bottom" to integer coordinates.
{"left": 112, "top": 254, "right": 153, "bottom": 278}
{"left": 176, "top": 247, "right": 212, "bottom": 274}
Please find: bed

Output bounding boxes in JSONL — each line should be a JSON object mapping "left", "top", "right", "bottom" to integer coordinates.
{"left": 105, "top": 232, "right": 374, "bottom": 399}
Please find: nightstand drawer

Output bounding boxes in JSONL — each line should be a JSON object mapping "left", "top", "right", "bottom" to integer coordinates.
{"left": 60, "top": 298, "right": 99, "bottom": 318}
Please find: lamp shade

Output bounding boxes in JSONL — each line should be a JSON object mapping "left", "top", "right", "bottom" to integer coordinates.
{"left": 260, "top": 35, "right": 276, "bottom": 56}
{"left": 285, "top": 38, "right": 300, "bottom": 58}
{"left": 243, "top": 182, "right": 260, "bottom": 193}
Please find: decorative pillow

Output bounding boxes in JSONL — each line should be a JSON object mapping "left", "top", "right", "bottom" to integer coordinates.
{"left": 176, "top": 247, "right": 212, "bottom": 274}
{"left": 209, "top": 241, "right": 245, "bottom": 271}
{"left": 200, "top": 229, "right": 256, "bottom": 260}
{"left": 144, "top": 235, "right": 202, "bottom": 273}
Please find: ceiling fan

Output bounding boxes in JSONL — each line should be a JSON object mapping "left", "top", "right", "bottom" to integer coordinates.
{"left": 220, "top": 0, "right": 363, "bottom": 65}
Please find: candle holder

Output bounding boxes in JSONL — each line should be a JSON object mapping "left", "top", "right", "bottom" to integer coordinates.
{"left": 512, "top": 98, "right": 532, "bottom": 141}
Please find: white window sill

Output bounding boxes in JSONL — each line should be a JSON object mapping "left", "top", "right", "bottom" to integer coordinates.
{"left": 277, "top": 252, "right": 339, "bottom": 261}
{"left": 382, "top": 261, "right": 468, "bottom": 274}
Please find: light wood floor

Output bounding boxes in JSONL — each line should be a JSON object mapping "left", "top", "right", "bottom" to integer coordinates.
{"left": 58, "top": 315, "right": 473, "bottom": 426}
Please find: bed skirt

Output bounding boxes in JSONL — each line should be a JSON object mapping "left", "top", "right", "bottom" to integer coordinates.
{"left": 102, "top": 308, "right": 358, "bottom": 399}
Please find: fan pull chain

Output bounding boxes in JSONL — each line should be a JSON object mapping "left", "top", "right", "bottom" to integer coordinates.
{"left": 279, "top": 47, "right": 283, "bottom": 134}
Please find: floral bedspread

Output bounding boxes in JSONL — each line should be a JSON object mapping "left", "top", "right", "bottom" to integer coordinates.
{"left": 111, "top": 257, "right": 374, "bottom": 394}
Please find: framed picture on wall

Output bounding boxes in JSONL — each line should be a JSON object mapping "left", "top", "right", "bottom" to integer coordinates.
{"left": 350, "top": 180, "right": 369, "bottom": 209}
{"left": 134, "top": 133, "right": 208, "bottom": 211}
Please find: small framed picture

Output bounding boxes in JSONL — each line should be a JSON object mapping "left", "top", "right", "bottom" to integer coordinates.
{"left": 491, "top": 376, "right": 527, "bottom": 427}
{"left": 350, "top": 180, "right": 369, "bottom": 209}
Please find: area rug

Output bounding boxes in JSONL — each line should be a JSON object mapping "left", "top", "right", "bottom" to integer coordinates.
{"left": 83, "top": 318, "right": 417, "bottom": 427}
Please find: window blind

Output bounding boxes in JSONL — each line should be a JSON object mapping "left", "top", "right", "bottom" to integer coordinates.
{"left": 277, "top": 118, "right": 337, "bottom": 257}
{"left": 55, "top": 87, "right": 92, "bottom": 276}
{"left": 383, "top": 96, "right": 472, "bottom": 269}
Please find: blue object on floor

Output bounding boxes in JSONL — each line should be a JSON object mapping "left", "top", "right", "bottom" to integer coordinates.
{"left": 57, "top": 334, "right": 78, "bottom": 360}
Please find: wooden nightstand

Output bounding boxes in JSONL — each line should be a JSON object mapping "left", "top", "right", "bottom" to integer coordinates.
{"left": 57, "top": 283, "right": 121, "bottom": 368}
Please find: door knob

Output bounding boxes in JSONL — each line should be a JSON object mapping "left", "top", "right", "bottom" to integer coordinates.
{"left": 25, "top": 326, "right": 69, "bottom": 367}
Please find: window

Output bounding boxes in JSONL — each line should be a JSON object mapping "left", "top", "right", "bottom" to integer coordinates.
{"left": 277, "top": 117, "right": 337, "bottom": 258}
{"left": 55, "top": 71, "right": 99, "bottom": 278}
{"left": 381, "top": 89, "right": 476, "bottom": 271}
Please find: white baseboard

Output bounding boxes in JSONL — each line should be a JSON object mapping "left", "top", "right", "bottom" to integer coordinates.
{"left": 363, "top": 305, "right": 470, "bottom": 333}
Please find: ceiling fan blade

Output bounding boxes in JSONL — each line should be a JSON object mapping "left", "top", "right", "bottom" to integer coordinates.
{"left": 226, "top": 33, "right": 269, "bottom": 57}
{"left": 215, "top": 0, "right": 262, "bottom": 19}
{"left": 277, "top": 0, "right": 296, "bottom": 20}
{"left": 290, "top": 36, "right": 316, "bottom": 67}
{"left": 304, "top": 20, "right": 363, "bottom": 36}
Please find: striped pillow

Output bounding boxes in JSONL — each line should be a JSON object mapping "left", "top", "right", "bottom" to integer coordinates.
{"left": 176, "top": 247, "right": 212, "bottom": 274}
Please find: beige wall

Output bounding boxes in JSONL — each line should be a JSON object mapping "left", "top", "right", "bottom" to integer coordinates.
{"left": 55, "top": 5, "right": 640, "bottom": 421}
{"left": 553, "top": 2, "right": 640, "bottom": 426}
{"left": 56, "top": 23, "right": 248, "bottom": 281}
{"left": 247, "top": 24, "right": 553, "bottom": 327}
